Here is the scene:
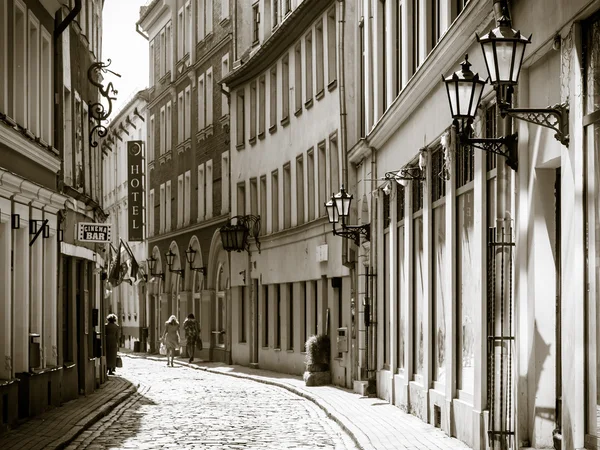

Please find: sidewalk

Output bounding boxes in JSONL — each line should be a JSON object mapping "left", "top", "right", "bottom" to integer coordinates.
{"left": 0, "top": 375, "right": 136, "bottom": 450}
{"left": 134, "top": 352, "right": 471, "bottom": 450}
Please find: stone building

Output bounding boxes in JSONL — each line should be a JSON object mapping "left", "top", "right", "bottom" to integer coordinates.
{"left": 137, "top": 0, "right": 233, "bottom": 360}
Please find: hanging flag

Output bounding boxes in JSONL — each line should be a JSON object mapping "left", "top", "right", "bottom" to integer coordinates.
{"left": 108, "top": 242, "right": 122, "bottom": 286}
{"left": 120, "top": 239, "right": 144, "bottom": 285}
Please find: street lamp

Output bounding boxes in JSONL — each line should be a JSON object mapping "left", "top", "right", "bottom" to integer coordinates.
{"left": 443, "top": 55, "right": 519, "bottom": 171}
{"left": 219, "top": 215, "right": 261, "bottom": 253}
{"left": 146, "top": 256, "right": 164, "bottom": 281}
{"left": 164, "top": 250, "right": 184, "bottom": 276}
{"left": 184, "top": 246, "right": 207, "bottom": 275}
{"left": 384, "top": 165, "right": 426, "bottom": 188}
{"left": 325, "top": 186, "right": 370, "bottom": 246}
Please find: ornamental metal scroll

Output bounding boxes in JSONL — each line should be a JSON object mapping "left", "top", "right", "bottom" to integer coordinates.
{"left": 87, "top": 59, "right": 121, "bottom": 148}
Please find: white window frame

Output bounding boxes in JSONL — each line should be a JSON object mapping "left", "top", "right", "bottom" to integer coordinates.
{"left": 198, "top": 164, "right": 205, "bottom": 221}
{"left": 13, "top": 0, "right": 27, "bottom": 127}
{"left": 221, "top": 151, "right": 230, "bottom": 215}
{"left": 197, "top": 0, "right": 205, "bottom": 42}
{"left": 149, "top": 40, "right": 155, "bottom": 85}
{"left": 160, "top": 183, "right": 165, "bottom": 232}
{"left": 166, "top": 101, "right": 172, "bottom": 152}
{"left": 206, "top": 0, "right": 213, "bottom": 35}
{"left": 221, "top": 54, "right": 230, "bottom": 117}
{"left": 184, "top": 170, "right": 191, "bottom": 225}
{"left": 184, "top": 85, "right": 191, "bottom": 139}
{"left": 0, "top": 1, "right": 7, "bottom": 113}
{"left": 40, "top": 28, "right": 52, "bottom": 144}
{"left": 206, "top": 159, "right": 213, "bottom": 219}
{"left": 160, "top": 29, "right": 166, "bottom": 77}
{"left": 160, "top": 106, "right": 166, "bottom": 155}
{"left": 149, "top": 189, "right": 155, "bottom": 236}
{"left": 165, "top": 180, "right": 172, "bottom": 231}
{"left": 206, "top": 67, "right": 213, "bottom": 126}
{"left": 177, "top": 91, "right": 184, "bottom": 143}
{"left": 198, "top": 74, "right": 206, "bottom": 131}
{"left": 221, "top": 0, "right": 229, "bottom": 20}
{"left": 166, "top": 22, "right": 172, "bottom": 75}
{"left": 177, "top": 7, "right": 184, "bottom": 60}
{"left": 149, "top": 114, "right": 155, "bottom": 161}
{"left": 185, "top": 1, "right": 192, "bottom": 56}
{"left": 177, "top": 174, "right": 184, "bottom": 228}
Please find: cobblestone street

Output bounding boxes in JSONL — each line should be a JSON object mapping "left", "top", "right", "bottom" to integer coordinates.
{"left": 65, "top": 356, "right": 357, "bottom": 450}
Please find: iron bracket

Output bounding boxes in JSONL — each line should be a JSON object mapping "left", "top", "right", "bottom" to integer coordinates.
{"left": 459, "top": 133, "right": 519, "bottom": 172}
{"left": 332, "top": 223, "right": 371, "bottom": 246}
{"left": 501, "top": 102, "right": 569, "bottom": 147}
{"left": 384, "top": 166, "right": 425, "bottom": 182}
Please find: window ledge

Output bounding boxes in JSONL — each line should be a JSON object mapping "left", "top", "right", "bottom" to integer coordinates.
{"left": 286, "top": 349, "right": 294, "bottom": 353}
{"left": 269, "top": 124, "right": 277, "bottom": 134}
{"left": 258, "top": 131, "right": 265, "bottom": 140}
{"left": 236, "top": 143, "right": 246, "bottom": 151}
{"left": 328, "top": 79, "right": 337, "bottom": 92}
{"left": 249, "top": 136, "right": 257, "bottom": 146}
{"left": 159, "top": 72, "right": 171, "bottom": 85}
{"left": 280, "top": 116, "right": 290, "bottom": 127}
{"left": 219, "top": 16, "right": 230, "bottom": 27}
{"left": 196, "top": 129, "right": 206, "bottom": 141}
{"left": 274, "top": 347, "right": 281, "bottom": 352}
{"left": 315, "top": 89, "right": 325, "bottom": 101}
{"left": 304, "top": 98, "right": 314, "bottom": 109}
{"left": 204, "top": 123, "right": 214, "bottom": 137}
{"left": 294, "top": 107, "right": 302, "bottom": 117}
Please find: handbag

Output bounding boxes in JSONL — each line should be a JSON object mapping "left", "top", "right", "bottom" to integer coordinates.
{"left": 159, "top": 342, "right": 166, "bottom": 355}
{"left": 116, "top": 356, "right": 123, "bottom": 368}
{"left": 196, "top": 335, "right": 203, "bottom": 351}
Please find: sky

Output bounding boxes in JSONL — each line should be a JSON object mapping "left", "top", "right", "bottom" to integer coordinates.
{"left": 102, "top": 0, "right": 149, "bottom": 114}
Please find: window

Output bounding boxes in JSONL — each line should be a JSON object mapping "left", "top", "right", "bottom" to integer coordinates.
{"left": 263, "top": 285, "right": 269, "bottom": 347}
{"left": 236, "top": 90, "right": 245, "bottom": 147}
{"left": 394, "top": 3, "right": 402, "bottom": 96}
{"left": 250, "top": 81, "right": 257, "bottom": 141}
{"left": 296, "top": 155, "right": 305, "bottom": 225}
{"left": 317, "top": 142, "right": 326, "bottom": 216}
{"left": 272, "top": 0, "right": 279, "bottom": 28}
{"left": 14, "top": 1, "right": 27, "bottom": 127}
{"left": 206, "top": 159, "right": 213, "bottom": 218}
{"left": 329, "top": 134, "right": 339, "bottom": 196}
{"left": 185, "top": 86, "right": 191, "bottom": 140}
{"left": 305, "top": 31, "right": 313, "bottom": 103}
{"left": 160, "top": 183, "right": 166, "bottom": 232}
{"left": 313, "top": 280, "right": 318, "bottom": 335}
{"left": 198, "top": 74, "right": 205, "bottom": 131}
{"left": 283, "top": 163, "right": 291, "bottom": 229}
{"left": 165, "top": 23, "right": 172, "bottom": 74}
{"left": 260, "top": 175, "right": 267, "bottom": 235}
{"left": 198, "top": 164, "right": 205, "bottom": 221}
{"left": 160, "top": 106, "right": 166, "bottom": 154}
{"left": 284, "top": 0, "right": 291, "bottom": 15}
{"left": 177, "top": 174, "right": 184, "bottom": 227}
{"left": 166, "top": 101, "right": 172, "bottom": 152}
{"left": 177, "top": 91, "right": 184, "bottom": 143}
{"left": 177, "top": 8, "right": 184, "bottom": 59}
{"left": 197, "top": 0, "right": 205, "bottom": 40}
{"left": 272, "top": 170, "right": 279, "bottom": 233}
{"left": 0, "top": 2, "right": 7, "bottom": 113}
{"left": 275, "top": 285, "right": 281, "bottom": 348}
{"left": 237, "top": 181, "right": 246, "bottom": 216}
{"left": 63, "top": 88, "right": 73, "bottom": 185}
{"left": 431, "top": 0, "right": 441, "bottom": 49}
{"left": 315, "top": 19, "right": 324, "bottom": 95}
{"left": 307, "top": 148, "right": 315, "bottom": 221}
{"left": 259, "top": 75, "right": 266, "bottom": 136}
{"left": 239, "top": 286, "right": 247, "bottom": 343}
{"left": 221, "top": 54, "right": 230, "bottom": 116}
{"left": 165, "top": 180, "right": 172, "bottom": 231}
{"left": 74, "top": 93, "right": 83, "bottom": 189}
{"left": 270, "top": 66, "right": 277, "bottom": 130}
{"left": 206, "top": 0, "right": 213, "bottom": 34}
{"left": 221, "top": 0, "right": 229, "bottom": 19}
{"left": 295, "top": 43, "right": 303, "bottom": 113}
{"left": 252, "top": 3, "right": 260, "bottom": 44}
{"left": 184, "top": 170, "right": 191, "bottom": 225}
{"left": 327, "top": 7, "right": 336, "bottom": 85}
{"left": 149, "top": 189, "right": 155, "bottom": 236}
{"left": 288, "top": 283, "right": 294, "bottom": 350}
{"left": 221, "top": 152, "right": 230, "bottom": 215}
{"left": 250, "top": 178, "right": 258, "bottom": 216}
{"left": 412, "top": 0, "right": 420, "bottom": 74}
{"left": 185, "top": 1, "right": 192, "bottom": 55}
{"left": 159, "top": 31, "right": 165, "bottom": 77}
{"left": 454, "top": 0, "right": 469, "bottom": 19}
{"left": 302, "top": 282, "right": 308, "bottom": 345}
{"left": 40, "top": 29, "right": 52, "bottom": 143}
{"left": 281, "top": 55, "right": 290, "bottom": 121}
{"left": 396, "top": 186, "right": 406, "bottom": 369}
{"left": 206, "top": 67, "right": 213, "bottom": 126}
{"left": 149, "top": 115, "right": 155, "bottom": 161}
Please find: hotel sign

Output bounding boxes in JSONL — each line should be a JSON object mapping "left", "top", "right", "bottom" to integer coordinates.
{"left": 127, "top": 140, "right": 145, "bottom": 241}
{"left": 77, "top": 223, "right": 112, "bottom": 242}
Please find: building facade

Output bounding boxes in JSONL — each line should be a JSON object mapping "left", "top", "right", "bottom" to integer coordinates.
{"left": 101, "top": 90, "right": 149, "bottom": 352}
{"left": 223, "top": 0, "right": 361, "bottom": 387}
{"left": 0, "top": 0, "right": 108, "bottom": 432}
{"left": 347, "top": 0, "right": 600, "bottom": 449}
{"left": 138, "top": 0, "right": 233, "bottom": 360}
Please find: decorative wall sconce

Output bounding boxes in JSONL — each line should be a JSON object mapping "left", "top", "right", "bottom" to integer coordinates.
{"left": 87, "top": 60, "right": 121, "bottom": 148}
{"left": 325, "top": 186, "right": 370, "bottom": 246}
{"left": 184, "top": 246, "right": 207, "bottom": 275}
{"left": 146, "top": 256, "right": 165, "bottom": 281}
{"left": 384, "top": 165, "right": 426, "bottom": 187}
{"left": 165, "top": 250, "right": 184, "bottom": 276}
{"left": 220, "top": 215, "right": 262, "bottom": 253}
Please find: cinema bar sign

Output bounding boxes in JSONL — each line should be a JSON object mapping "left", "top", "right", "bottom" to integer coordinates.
{"left": 78, "top": 223, "right": 112, "bottom": 242}
{"left": 128, "top": 140, "right": 145, "bottom": 241}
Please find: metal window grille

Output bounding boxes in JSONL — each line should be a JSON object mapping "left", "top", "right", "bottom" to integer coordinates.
{"left": 431, "top": 149, "right": 446, "bottom": 202}
{"left": 456, "top": 143, "right": 474, "bottom": 188}
{"left": 485, "top": 104, "right": 498, "bottom": 171}
{"left": 397, "top": 185, "right": 405, "bottom": 221}
{"left": 383, "top": 192, "right": 391, "bottom": 229}
{"left": 413, "top": 178, "right": 424, "bottom": 212}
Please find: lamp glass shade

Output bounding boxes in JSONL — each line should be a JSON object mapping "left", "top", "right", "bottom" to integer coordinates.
{"left": 220, "top": 227, "right": 234, "bottom": 251}
{"left": 325, "top": 199, "right": 339, "bottom": 224}
{"left": 165, "top": 251, "right": 175, "bottom": 267}
{"left": 185, "top": 247, "right": 196, "bottom": 265}
{"left": 478, "top": 21, "right": 530, "bottom": 87}
{"left": 334, "top": 188, "right": 352, "bottom": 218}
{"left": 146, "top": 258, "right": 156, "bottom": 273}
{"left": 443, "top": 55, "right": 486, "bottom": 121}
{"left": 234, "top": 225, "right": 248, "bottom": 251}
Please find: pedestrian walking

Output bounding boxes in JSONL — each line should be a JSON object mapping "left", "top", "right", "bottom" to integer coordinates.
{"left": 183, "top": 313, "right": 201, "bottom": 363}
{"left": 105, "top": 314, "right": 121, "bottom": 375}
{"left": 162, "top": 315, "right": 180, "bottom": 367}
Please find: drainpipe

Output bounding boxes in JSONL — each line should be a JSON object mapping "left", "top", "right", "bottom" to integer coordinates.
{"left": 54, "top": 0, "right": 81, "bottom": 38}
{"left": 136, "top": 23, "right": 149, "bottom": 41}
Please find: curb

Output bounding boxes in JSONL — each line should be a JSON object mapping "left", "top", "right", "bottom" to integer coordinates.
{"left": 51, "top": 380, "right": 138, "bottom": 450}
{"left": 122, "top": 353, "right": 368, "bottom": 450}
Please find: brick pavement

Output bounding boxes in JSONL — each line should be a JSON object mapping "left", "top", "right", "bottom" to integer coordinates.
{"left": 0, "top": 374, "right": 136, "bottom": 450}
{"left": 137, "top": 353, "right": 471, "bottom": 450}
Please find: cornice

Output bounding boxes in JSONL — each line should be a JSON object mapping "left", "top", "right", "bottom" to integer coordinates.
{"left": 148, "top": 214, "right": 230, "bottom": 243}
{"left": 0, "top": 123, "right": 61, "bottom": 173}
{"left": 0, "top": 168, "right": 68, "bottom": 210}
{"left": 222, "top": 0, "right": 334, "bottom": 89}
{"left": 352, "top": 1, "right": 493, "bottom": 159}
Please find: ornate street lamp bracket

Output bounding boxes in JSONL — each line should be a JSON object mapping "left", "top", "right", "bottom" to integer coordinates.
{"left": 87, "top": 59, "right": 121, "bottom": 148}
{"left": 501, "top": 102, "right": 569, "bottom": 147}
{"left": 220, "top": 215, "right": 262, "bottom": 254}
{"left": 459, "top": 132, "right": 519, "bottom": 172}
{"left": 332, "top": 223, "right": 371, "bottom": 246}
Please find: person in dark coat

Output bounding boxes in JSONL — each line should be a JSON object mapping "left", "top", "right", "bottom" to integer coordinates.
{"left": 105, "top": 314, "right": 121, "bottom": 375}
